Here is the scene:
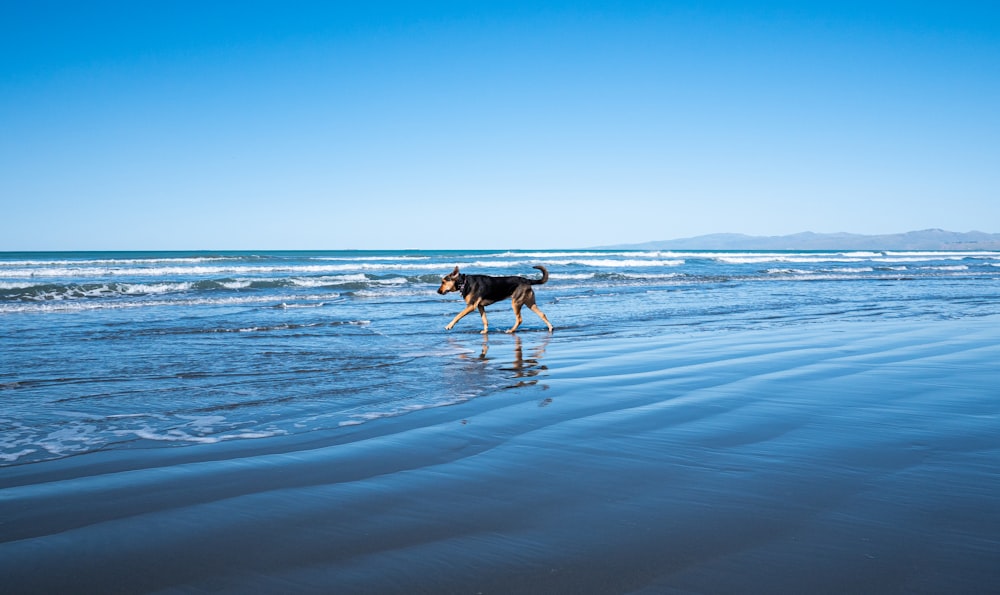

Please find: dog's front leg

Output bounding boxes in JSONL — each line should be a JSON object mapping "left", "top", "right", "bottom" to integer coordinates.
{"left": 477, "top": 305, "right": 489, "bottom": 334}
{"left": 445, "top": 304, "right": 476, "bottom": 330}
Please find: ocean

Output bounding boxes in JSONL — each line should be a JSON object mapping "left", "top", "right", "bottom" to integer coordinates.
{"left": 2, "top": 249, "right": 998, "bottom": 467}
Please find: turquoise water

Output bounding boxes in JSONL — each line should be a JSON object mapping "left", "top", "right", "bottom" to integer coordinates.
{"left": 2, "top": 249, "right": 999, "bottom": 465}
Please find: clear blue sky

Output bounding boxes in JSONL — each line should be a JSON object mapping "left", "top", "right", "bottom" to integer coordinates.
{"left": 2, "top": 1, "right": 998, "bottom": 250}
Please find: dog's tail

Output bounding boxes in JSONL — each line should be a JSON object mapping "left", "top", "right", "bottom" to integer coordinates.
{"left": 530, "top": 265, "right": 549, "bottom": 285}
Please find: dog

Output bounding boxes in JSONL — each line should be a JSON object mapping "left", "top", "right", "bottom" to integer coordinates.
{"left": 438, "top": 265, "right": 554, "bottom": 334}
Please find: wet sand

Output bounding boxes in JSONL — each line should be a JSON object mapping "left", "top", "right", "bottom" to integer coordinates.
{"left": 2, "top": 315, "right": 999, "bottom": 594}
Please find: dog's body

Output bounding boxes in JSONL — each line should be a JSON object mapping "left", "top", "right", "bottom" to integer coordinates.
{"left": 438, "top": 265, "right": 554, "bottom": 334}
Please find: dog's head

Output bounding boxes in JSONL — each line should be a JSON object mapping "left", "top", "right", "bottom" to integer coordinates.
{"left": 437, "top": 266, "right": 461, "bottom": 294}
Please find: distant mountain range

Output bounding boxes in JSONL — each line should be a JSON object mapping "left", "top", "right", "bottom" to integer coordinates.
{"left": 600, "top": 229, "right": 1000, "bottom": 251}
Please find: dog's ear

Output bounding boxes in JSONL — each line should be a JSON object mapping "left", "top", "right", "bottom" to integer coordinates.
{"left": 449, "top": 266, "right": 460, "bottom": 278}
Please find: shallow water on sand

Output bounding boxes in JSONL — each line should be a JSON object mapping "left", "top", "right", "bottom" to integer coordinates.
{"left": 2, "top": 249, "right": 998, "bottom": 465}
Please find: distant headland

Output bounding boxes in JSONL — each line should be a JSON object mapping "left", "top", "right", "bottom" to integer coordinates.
{"left": 599, "top": 229, "right": 1000, "bottom": 251}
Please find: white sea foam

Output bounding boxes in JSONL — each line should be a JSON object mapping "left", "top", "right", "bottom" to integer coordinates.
{"left": 351, "top": 288, "right": 437, "bottom": 299}
{"left": 710, "top": 251, "right": 1000, "bottom": 265}
{"left": 717, "top": 255, "right": 868, "bottom": 264}
{"left": 220, "top": 280, "right": 253, "bottom": 289}
{"left": 117, "top": 414, "right": 287, "bottom": 444}
{"left": 767, "top": 267, "right": 873, "bottom": 275}
{"left": 119, "top": 282, "right": 194, "bottom": 295}
{"left": 490, "top": 251, "right": 670, "bottom": 259}
{"left": 313, "top": 255, "right": 432, "bottom": 261}
{"left": 758, "top": 273, "right": 875, "bottom": 282}
{"left": 337, "top": 392, "right": 479, "bottom": 427}
{"left": 0, "top": 256, "right": 246, "bottom": 267}
{"left": 882, "top": 251, "right": 998, "bottom": 258}
{"left": 754, "top": 271, "right": 985, "bottom": 282}
{"left": 0, "top": 413, "right": 287, "bottom": 463}
{"left": 0, "top": 293, "right": 342, "bottom": 314}
{"left": 766, "top": 268, "right": 812, "bottom": 275}
{"left": 4, "top": 281, "right": 195, "bottom": 303}
{"left": 290, "top": 274, "right": 368, "bottom": 287}
{"left": 873, "top": 257, "right": 969, "bottom": 264}
{"left": 620, "top": 273, "right": 683, "bottom": 279}
{"left": 0, "top": 448, "right": 37, "bottom": 462}
{"left": 545, "top": 259, "right": 684, "bottom": 267}
{"left": 0, "top": 257, "right": 695, "bottom": 280}
{"left": 277, "top": 302, "right": 329, "bottom": 309}
{"left": 176, "top": 414, "right": 227, "bottom": 430}
{"left": 131, "top": 427, "right": 285, "bottom": 444}
{"left": 39, "top": 425, "right": 101, "bottom": 456}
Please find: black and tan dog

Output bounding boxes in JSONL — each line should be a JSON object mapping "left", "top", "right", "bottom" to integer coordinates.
{"left": 438, "top": 265, "right": 554, "bottom": 334}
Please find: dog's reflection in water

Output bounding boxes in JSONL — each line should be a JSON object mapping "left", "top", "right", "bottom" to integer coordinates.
{"left": 499, "top": 334, "right": 549, "bottom": 390}
{"left": 453, "top": 334, "right": 550, "bottom": 392}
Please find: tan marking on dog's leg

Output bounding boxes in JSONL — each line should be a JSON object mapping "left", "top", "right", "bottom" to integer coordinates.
{"left": 446, "top": 304, "right": 476, "bottom": 330}
{"left": 530, "top": 304, "right": 554, "bottom": 332}
{"left": 478, "top": 305, "right": 489, "bottom": 334}
{"left": 507, "top": 301, "right": 524, "bottom": 333}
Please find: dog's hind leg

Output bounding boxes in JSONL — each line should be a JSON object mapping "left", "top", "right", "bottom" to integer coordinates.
{"left": 529, "top": 304, "right": 554, "bottom": 332}
{"left": 507, "top": 301, "right": 524, "bottom": 333}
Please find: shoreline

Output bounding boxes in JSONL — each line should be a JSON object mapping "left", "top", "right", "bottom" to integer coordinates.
{"left": 3, "top": 315, "right": 999, "bottom": 593}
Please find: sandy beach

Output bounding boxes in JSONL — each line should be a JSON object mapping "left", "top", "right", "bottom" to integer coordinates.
{"left": 3, "top": 313, "right": 998, "bottom": 594}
